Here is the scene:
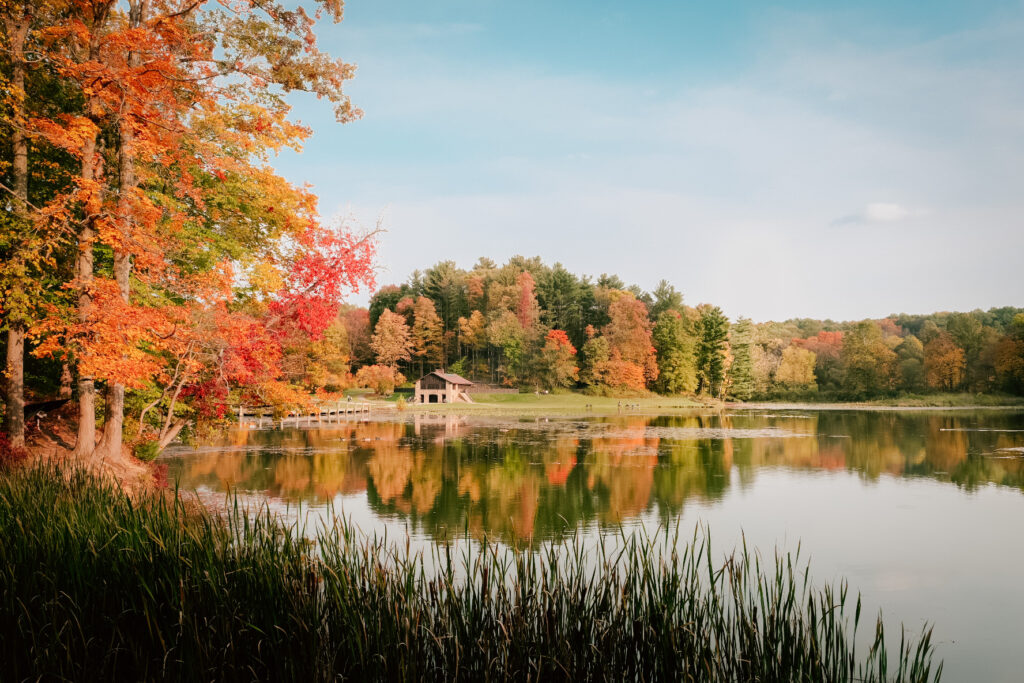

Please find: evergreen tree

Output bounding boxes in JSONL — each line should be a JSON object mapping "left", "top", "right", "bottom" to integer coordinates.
{"left": 652, "top": 311, "right": 697, "bottom": 394}
{"left": 650, "top": 280, "right": 685, "bottom": 319}
{"left": 728, "top": 317, "right": 755, "bottom": 400}
{"left": 695, "top": 305, "right": 729, "bottom": 396}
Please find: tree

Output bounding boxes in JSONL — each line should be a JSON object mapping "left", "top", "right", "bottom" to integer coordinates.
{"left": 516, "top": 270, "right": 541, "bottom": 331}
{"left": 695, "top": 305, "right": 729, "bottom": 396}
{"left": 591, "top": 350, "right": 647, "bottom": 392}
{"left": 342, "top": 307, "right": 373, "bottom": 367}
{"left": 536, "top": 263, "right": 589, "bottom": 347}
{"left": 841, "top": 322, "right": 896, "bottom": 397}
{"left": 895, "top": 335, "right": 926, "bottom": 391}
{"left": 924, "top": 332, "right": 966, "bottom": 391}
{"left": 487, "top": 310, "right": 525, "bottom": 385}
{"left": 423, "top": 261, "right": 467, "bottom": 331}
{"left": 791, "top": 331, "right": 844, "bottom": 390}
{"left": 458, "top": 310, "right": 488, "bottom": 379}
{"left": 580, "top": 329, "right": 610, "bottom": 389}
{"left": 994, "top": 315, "right": 1024, "bottom": 394}
{"left": 776, "top": 347, "right": 817, "bottom": 388}
{"left": 540, "top": 330, "right": 578, "bottom": 390}
{"left": 369, "top": 285, "right": 408, "bottom": 328}
{"left": 650, "top": 280, "right": 684, "bottom": 319}
{"left": 946, "top": 312, "right": 988, "bottom": 390}
{"left": 411, "top": 296, "right": 444, "bottom": 374}
{"left": 752, "top": 340, "right": 784, "bottom": 394}
{"left": 280, "top": 313, "right": 352, "bottom": 391}
{"left": 5, "top": 0, "right": 371, "bottom": 464}
{"left": 604, "top": 292, "right": 658, "bottom": 387}
{"left": 371, "top": 310, "right": 413, "bottom": 369}
{"left": 0, "top": 0, "right": 45, "bottom": 449}
{"left": 652, "top": 311, "right": 697, "bottom": 394}
{"left": 728, "top": 318, "right": 755, "bottom": 400}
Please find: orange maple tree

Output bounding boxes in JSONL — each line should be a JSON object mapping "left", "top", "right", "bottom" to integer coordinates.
{"left": 8, "top": 0, "right": 376, "bottom": 462}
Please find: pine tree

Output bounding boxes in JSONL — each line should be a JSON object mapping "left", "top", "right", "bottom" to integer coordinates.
{"left": 695, "top": 305, "right": 729, "bottom": 396}
{"left": 728, "top": 318, "right": 755, "bottom": 400}
{"left": 652, "top": 311, "right": 697, "bottom": 394}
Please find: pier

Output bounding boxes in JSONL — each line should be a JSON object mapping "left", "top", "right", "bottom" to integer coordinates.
{"left": 237, "top": 400, "right": 371, "bottom": 428}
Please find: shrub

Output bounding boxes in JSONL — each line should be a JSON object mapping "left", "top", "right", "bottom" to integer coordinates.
{"left": 355, "top": 365, "right": 405, "bottom": 396}
{"left": 0, "top": 432, "right": 28, "bottom": 469}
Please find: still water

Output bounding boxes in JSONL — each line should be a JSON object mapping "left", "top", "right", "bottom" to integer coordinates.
{"left": 164, "top": 408, "right": 1024, "bottom": 681}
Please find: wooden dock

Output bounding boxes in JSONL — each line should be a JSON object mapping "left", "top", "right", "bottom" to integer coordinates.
{"left": 237, "top": 400, "right": 371, "bottom": 429}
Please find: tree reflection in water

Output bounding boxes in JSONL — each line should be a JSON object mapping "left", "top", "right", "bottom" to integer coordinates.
{"left": 166, "top": 410, "right": 1024, "bottom": 544}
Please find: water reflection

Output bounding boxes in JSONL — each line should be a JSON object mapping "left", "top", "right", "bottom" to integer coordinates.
{"left": 165, "top": 410, "right": 1024, "bottom": 543}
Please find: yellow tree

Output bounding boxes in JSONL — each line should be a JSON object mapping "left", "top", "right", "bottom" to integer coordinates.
{"left": 371, "top": 309, "right": 413, "bottom": 369}
{"left": 458, "top": 309, "right": 487, "bottom": 378}
{"left": 776, "top": 347, "right": 817, "bottom": 388}
{"left": 924, "top": 332, "right": 966, "bottom": 390}
{"left": 411, "top": 296, "right": 444, "bottom": 374}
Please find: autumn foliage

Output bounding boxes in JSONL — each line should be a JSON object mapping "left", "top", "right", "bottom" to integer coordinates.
{"left": 0, "top": 0, "right": 376, "bottom": 459}
{"left": 355, "top": 365, "right": 405, "bottom": 397}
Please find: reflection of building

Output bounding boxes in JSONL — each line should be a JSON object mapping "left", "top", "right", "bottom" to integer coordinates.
{"left": 413, "top": 413, "right": 467, "bottom": 439}
{"left": 414, "top": 370, "right": 474, "bottom": 404}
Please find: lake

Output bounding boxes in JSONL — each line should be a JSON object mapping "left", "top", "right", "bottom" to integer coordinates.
{"left": 164, "top": 407, "right": 1024, "bottom": 681}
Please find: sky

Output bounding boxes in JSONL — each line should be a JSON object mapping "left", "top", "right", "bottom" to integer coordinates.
{"left": 271, "top": 0, "right": 1024, "bottom": 322}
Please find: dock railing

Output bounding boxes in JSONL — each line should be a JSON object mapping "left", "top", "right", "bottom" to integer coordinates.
{"left": 236, "top": 400, "right": 371, "bottom": 428}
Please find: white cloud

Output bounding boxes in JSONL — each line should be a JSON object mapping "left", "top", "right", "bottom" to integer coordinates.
{"left": 832, "top": 202, "right": 927, "bottom": 226}
{"left": 865, "top": 203, "right": 914, "bottom": 222}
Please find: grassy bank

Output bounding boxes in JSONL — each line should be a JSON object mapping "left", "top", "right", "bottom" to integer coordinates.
{"left": 405, "top": 390, "right": 1024, "bottom": 417}
{"left": 863, "top": 393, "right": 1024, "bottom": 407}
{"left": 413, "top": 392, "right": 707, "bottom": 416}
{"left": 0, "top": 464, "right": 941, "bottom": 682}
{"left": 739, "top": 392, "right": 1024, "bottom": 409}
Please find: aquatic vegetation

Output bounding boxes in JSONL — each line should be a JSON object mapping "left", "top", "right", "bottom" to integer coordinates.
{"left": 0, "top": 464, "right": 941, "bottom": 682}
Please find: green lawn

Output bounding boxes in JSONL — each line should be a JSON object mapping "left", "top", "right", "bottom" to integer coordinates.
{"left": 405, "top": 390, "right": 1024, "bottom": 416}
{"left": 863, "top": 392, "right": 1024, "bottom": 407}
{"left": 411, "top": 392, "right": 707, "bottom": 416}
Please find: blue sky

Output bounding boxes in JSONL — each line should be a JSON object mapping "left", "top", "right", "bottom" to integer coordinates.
{"left": 273, "top": 0, "right": 1024, "bottom": 321}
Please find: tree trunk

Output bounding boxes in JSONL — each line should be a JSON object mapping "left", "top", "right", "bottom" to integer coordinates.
{"left": 72, "top": 132, "right": 98, "bottom": 460}
{"left": 4, "top": 329, "right": 25, "bottom": 446}
{"left": 2, "top": 10, "right": 31, "bottom": 448}
{"left": 59, "top": 362, "right": 72, "bottom": 399}
{"left": 93, "top": 0, "right": 146, "bottom": 463}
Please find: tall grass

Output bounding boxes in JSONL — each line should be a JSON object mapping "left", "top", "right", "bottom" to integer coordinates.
{"left": 0, "top": 464, "right": 942, "bottom": 681}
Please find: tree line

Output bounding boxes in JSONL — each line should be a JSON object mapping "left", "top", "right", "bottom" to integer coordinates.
{"left": 359, "top": 256, "right": 1024, "bottom": 400}
{"left": 0, "top": 0, "right": 375, "bottom": 460}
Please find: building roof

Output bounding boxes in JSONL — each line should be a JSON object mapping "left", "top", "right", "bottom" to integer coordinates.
{"left": 423, "top": 370, "right": 473, "bottom": 385}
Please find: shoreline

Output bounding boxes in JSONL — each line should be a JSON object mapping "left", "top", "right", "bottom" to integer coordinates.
{"left": 728, "top": 401, "right": 1024, "bottom": 411}
{"left": 396, "top": 392, "right": 1024, "bottom": 417}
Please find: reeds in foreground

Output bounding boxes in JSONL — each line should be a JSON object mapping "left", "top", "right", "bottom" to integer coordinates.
{"left": 0, "top": 464, "right": 941, "bottom": 682}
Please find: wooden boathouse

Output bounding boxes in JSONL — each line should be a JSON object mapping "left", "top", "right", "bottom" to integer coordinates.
{"left": 414, "top": 370, "right": 474, "bottom": 404}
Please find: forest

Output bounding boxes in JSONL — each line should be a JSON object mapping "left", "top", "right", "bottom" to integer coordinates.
{"left": 357, "top": 256, "right": 1024, "bottom": 401}
{"left": 0, "top": 0, "right": 375, "bottom": 461}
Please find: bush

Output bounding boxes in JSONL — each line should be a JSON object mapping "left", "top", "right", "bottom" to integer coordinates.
{"left": 133, "top": 439, "right": 161, "bottom": 462}
{"left": 355, "top": 364, "right": 405, "bottom": 396}
{"left": 0, "top": 432, "right": 28, "bottom": 469}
